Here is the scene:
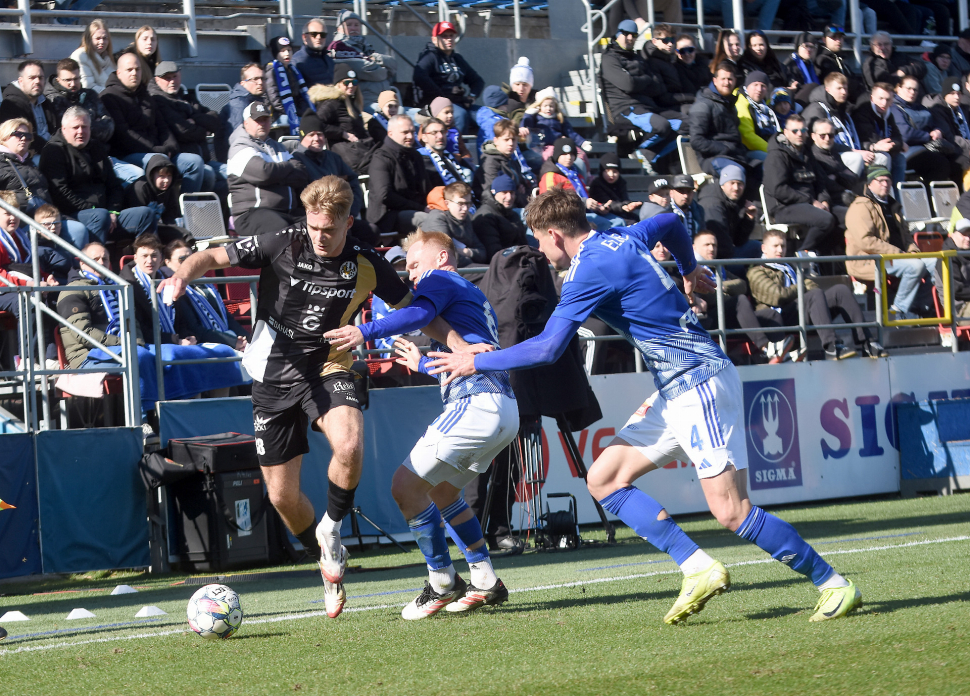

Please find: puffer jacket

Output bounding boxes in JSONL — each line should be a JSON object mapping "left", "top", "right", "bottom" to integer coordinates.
{"left": 147, "top": 81, "right": 220, "bottom": 159}
{"left": 472, "top": 197, "right": 528, "bottom": 260}
{"left": 226, "top": 125, "right": 309, "bottom": 217}
{"left": 0, "top": 149, "right": 50, "bottom": 210}
{"left": 747, "top": 262, "right": 819, "bottom": 311}
{"left": 56, "top": 268, "right": 127, "bottom": 369}
{"left": 862, "top": 50, "right": 926, "bottom": 91}
{"left": 71, "top": 46, "right": 114, "bottom": 93}
{"left": 599, "top": 40, "right": 665, "bottom": 118}
{"left": 100, "top": 72, "right": 177, "bottom": 158}
{"left": 641, "top": 41, "right": 693, "bottom": 107}
{"left": 310, "top": 83, "right": 368, "bottom": 145}
{"left": 688, "top": 84, "right": 746, "bottom": 166}
{"left": 763, "top": 133, "right": 843, "bottom": 215}
{"left": 43, "top": 75, "right": 114, "bottom": 144}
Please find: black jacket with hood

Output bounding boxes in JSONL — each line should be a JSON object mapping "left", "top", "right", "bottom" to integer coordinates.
{"left": 100, "top": 72, "right": 178, "bottom": 159}
{"left": 43, "top": 75, "right": 114, "bottom": 144}
{"left": 124, "top": 154, "right": 181, "bottom": 224}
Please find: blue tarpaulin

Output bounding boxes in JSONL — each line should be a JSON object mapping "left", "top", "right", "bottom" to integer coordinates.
{"left": 0, "top": 433, "right": 42, "bottom": 578}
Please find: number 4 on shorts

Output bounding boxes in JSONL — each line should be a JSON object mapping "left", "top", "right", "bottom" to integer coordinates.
{"left": 690, "top": 425, "right": 703, "bottom": 451}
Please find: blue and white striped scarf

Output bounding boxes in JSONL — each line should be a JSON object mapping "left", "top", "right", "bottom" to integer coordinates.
{"left": 80, "top": 270, "right": 121, "bottom": 336}
{"left": 272, "top": 60, "right": 310, "bottom": 136}
{"left": 185, "top": 284, "right": 229, "bottom": 333}
{"left": 132, "top": 265, "right": 175, "bottom": 335}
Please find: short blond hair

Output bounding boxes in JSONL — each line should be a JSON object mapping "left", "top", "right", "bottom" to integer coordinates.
{"left": 0, "top": 190, "right": 20, "bottom": 209}
{"left": 402, "top": 229, "right": 457, "bottom": 259}
{"left": 0, "top": 118, "right": 31, "bottom": 142}
{"left": 300, "top": 175, "right": 354, "bottom": 222}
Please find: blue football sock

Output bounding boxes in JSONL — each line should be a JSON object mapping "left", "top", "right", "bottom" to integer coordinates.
{"left": 735, "top": 506, "right": 834, "bottom": 585}
{"left": 599, "top": 486, "right": 699, "bottom": 565}
{"left": 441, "top": 498, "right": 489, "bottom": 564}
{"left": 407, "top": 503, "right": 452, "bottom": 570}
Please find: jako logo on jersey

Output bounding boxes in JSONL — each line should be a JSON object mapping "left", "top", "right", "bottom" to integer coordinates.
{"left": 743, "top": 378, "right": 803, "bottom": 490}
{"left": 254, "top": 415, "right": 269, "bottom": 432}
{"left": 297, "top": 261, "right": 313, "bottom": 270}
{"left": 339, "top": 261, "right": 357, "bottom": 279}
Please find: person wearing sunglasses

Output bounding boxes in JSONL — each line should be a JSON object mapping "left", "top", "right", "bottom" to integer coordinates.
{"left": 673, "top": 34, "right": 710, "bottom": 95}
{"left": 763, "top": 113, "right": 848, "bottom": 256}
{"left": 642, "top": 23, "right": 697, "bottom": 111}
{"left": 292, "top": 18, "right": 335, "bottom": 89}
{"left": 219, "top": 63, "right": 271, "bottom": 160}
{"left": 312, "top": 63, "right": 377, "bottom": 175}
{"left": 327, "top": 10, "right": 397, "bottom": 113}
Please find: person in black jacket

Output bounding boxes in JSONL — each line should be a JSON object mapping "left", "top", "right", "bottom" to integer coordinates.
{"left": 0, "top": 60, "right": 52, "bottom": 156}
{"left": 814, "top": 25, "right": 864, "bottom": 101}
{"left": 599, "top": 21, "right": 681, "bottom": 166}
{"left": 43, "top": 58, "right": 114, "bottom": 145}
{"left": 148, "top": 61, "right": 224, "bottom": 195}
{"left": 853, "top": 82, "right": 907, "bottom": 185}
{"left": 365, "top": 114, "right": 428, "bottom": 239}
{"left": 738, "top": 30, "right": 786, "bottom": 89}
{"left": 411, "top": 21, "right": 483, "bottom": 133}
{"left": 674, "top": 34, "right": 711, "bottom": 95}
{"left": 101, "top": 52, "right": 205, "bottom": 192}
{"left": 263, "top": 35, "right": 312, "bottom": 138}
{"left": 783, "top": 32, "right": 822, "bottom": 106}
{"left": 123, "top": 154, "right": 192, "bottom": 244}
{"left": 861, "top": 33, "right": 927, "bottom": 93}
{"left": 697, "top": 164, "right": 759, "bottom": 259}
{"left": 471, "top": 174, "right": 528, "bottom": 260}
{"left": 688, "top": 62, "right": 750, "bottom": 179}
{"left": 588, "top": 153, "right": 641, "bottom": 223}
{"left": 641, "top": 24, "right": 695, "bottom": 113}
{"left": 39, "top": 106, "right": 156, "bottom": 246}
{"left": 763, "top": 114, "right": 848, "bottom": 254}
{"left": 927, "top": 80, "right": 970, "bottom": 186}
{"left": 309, "top": 64, "right": 376, "bottom": 174}
{"left": 474, "top": 118, "right": 536, "bottom": 208}
{"left": 416, "top": 117, "right": 474, "bottom": 191}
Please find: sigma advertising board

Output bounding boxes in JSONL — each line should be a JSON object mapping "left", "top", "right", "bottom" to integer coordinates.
{"left": 522, "top": 352, "right": 970, "bottom": 525}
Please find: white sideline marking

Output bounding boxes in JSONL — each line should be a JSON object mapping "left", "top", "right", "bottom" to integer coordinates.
{"left": 3, "top": 535, "right": 967, "bottom": 656}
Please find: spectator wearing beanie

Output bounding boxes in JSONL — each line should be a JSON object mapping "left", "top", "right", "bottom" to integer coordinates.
{"left": 309, "top": 63, "right": 375, "bottom": 174}
{"left": 539, "top": 137, "right": 626, "bottom": 230}
{"left": 923, "top": 43, "right": 959, "bottom": 96}
{"left": 521, "top": 86, "right": 592, "bottom": 176}
{"left": 472, "top": 173, "right": 528, "bottom": 259}
{"left": 588, "top": 153, "right": 642, "bottom": 223}
{"left": 476, "top": 85, "right": 511, "bottom": 157}
{"left": 736, "top": 71, "right": 781, "bottom": 160}
{"left": 768, "top": 87, "right": 794, "bottom": 128}
{"left": 367, "top": 90, "right": 399, "bottom": 145}
{"left": 264, "top": 36, "right": 312, "bottom": 136}
{"left": 292, "top": 17, "right": 334, "bottom": 88}
{"left": 327, "top": 10, "right": 397, "bottom": 110}
{"left": 412, "top": 21, "right": 484, "bottom": 133}
{"left": 927, "top": 81, "right": 970, "bottom": 190}
{"left": 784, "top": 32, "right": 822, "bottom": 106}
{"left": 430, "top": 96, "right": 472, "bottom": 163}
{"left": 505, "top": 57, "right": 535, "bottom": 125}
{"left": 697, "top": 164, "right": 759, "bottom": 259}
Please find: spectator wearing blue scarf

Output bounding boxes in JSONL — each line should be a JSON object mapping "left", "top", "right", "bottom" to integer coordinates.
{"left": 784, "top": 33, "right": 821, "bottom": 106}
{"left": 264, "top": 36, "right": 312, "bottom": 136}
{"left": 538, "top": 137, "right": 626, "bottom": 230}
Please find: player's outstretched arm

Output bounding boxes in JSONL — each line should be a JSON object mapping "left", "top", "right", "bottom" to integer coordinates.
{"left": 426, "top": 315, "right": 580, "bottom": 384}
{"left": 325, "top": 298, "right": 439, "bottom": 351}
{"left": 158, "top": 247, "right": 232, "bottom": 303}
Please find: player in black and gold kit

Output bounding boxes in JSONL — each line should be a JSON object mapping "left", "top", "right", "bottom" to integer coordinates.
{"left": 162, "top": 176, "right": 461, "bottom": 618}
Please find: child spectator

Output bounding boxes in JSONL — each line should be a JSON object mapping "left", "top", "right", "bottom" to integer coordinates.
{"left": 769, "top": 88, "right": 795, "bottom": 128}
{"left": 475, "top": 119, "right": 537, "bottom": 208}
{"left": 538, "top": 137, "right": 625, "bottom": 230}
{"left": 588, "top": 153, "right": 641, "bottom": 222}
{"left": 420, "top": 182, "right": 485, "bottom": 267}
{"left": 264, "top": 36, "right": 312, "bottom": 136}
{"left": 476, "top": 85, "right": 511, "bottom": 157}
{"left": 521, "top": 87, "right": 592, "bottom": 175}
{"left": 471, "top": 174, "right": 528, "bottom": 260}
{"left": 367, "top": 90, "right": 399, "bottom": 146}
{"left": 123, "top": 154, "right": 192, "bottom": 244}
{"left": 429, "top": 96, "right": 472, "bottom": 164}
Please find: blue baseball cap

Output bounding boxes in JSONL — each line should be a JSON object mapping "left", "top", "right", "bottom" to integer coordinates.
{"left": 617, "top": 20, "right": 638, "bottom": 37}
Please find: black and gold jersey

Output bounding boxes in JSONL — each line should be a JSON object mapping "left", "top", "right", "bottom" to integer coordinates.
{"left": 226, "top": 222, "right": 411, "bottom": 386}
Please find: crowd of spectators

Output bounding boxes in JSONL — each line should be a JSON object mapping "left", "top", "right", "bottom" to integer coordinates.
{"left": 4, "top": 8, "right": 970, "bottom": 424}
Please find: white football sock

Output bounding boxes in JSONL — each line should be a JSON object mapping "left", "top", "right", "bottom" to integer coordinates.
{"left": 429, "top": 564, "right": 456, "bottom": 594}
{"left": 679, "top": 549, "right": 716, "bottom": 575}
{"left": 817, "top": 573, "right": 850, "bottom": 591}
{"left": 469, "top": 559, "right": 498, "bottom": 590}
{"left": 316, "top": 513, "right": 342, "bottom": 559}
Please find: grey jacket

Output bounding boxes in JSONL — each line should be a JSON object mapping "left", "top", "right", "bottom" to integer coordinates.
{"left": 226, "top": 125, "right": 309, "bottom": 217}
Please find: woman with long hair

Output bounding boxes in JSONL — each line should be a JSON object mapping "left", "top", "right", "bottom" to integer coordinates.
{"left": 709, "top": 29, "right": 744, "bottom": 85}
{"left": 738, "top": 30, "right": 785, "bottom": 88}
{"left": 121, "top": 25, "right": 160, "bottom": 86}
{"left": 70, "top": 19, "right": 115, "bottom": 92}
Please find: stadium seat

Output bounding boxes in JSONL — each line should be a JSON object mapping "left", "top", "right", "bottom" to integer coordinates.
{"left": 180, "top": 192, "right": 230, "bottom": 246}
{"left": 358, "top": 174, "right": 370, "bottom": 209}
{"left": 677, "top": 136, "right": 710, "bottom": 187}
{"left": 930, "top": 181, "right": 959, "bottom": 222}
{"left": 914, "top": 231, "right": 945, "bottom": 253}
{"left": 194, "top": 83, "right": 232, "bottom": 114}
{"left": 897, "top": 182, "right": 948, "bottom": 232}
{"left": 760, "top": 184, "right": 800, "bottom": 240}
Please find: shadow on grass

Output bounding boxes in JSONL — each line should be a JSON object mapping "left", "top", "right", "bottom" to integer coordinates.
{"left": 232, "top": 632, "right": 288, "bottom": 640}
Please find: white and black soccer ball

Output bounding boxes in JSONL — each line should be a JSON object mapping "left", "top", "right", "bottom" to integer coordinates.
{"left": 187, "top": 584, "right": 243, "bottom": 639}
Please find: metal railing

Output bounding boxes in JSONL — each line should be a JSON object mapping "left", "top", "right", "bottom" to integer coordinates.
{"left": 0, "top": 198, "right": 142, "bottom": 432}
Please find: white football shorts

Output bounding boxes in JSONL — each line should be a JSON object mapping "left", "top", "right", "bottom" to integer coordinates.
{"left": 403, "top": 392, "right": 520, "bottom": 489}
{"left": 616, "top": 365, "right": 748, "bottom": 479}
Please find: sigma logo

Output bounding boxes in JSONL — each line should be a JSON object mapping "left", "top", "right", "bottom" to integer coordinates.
{"left": 340, "top": 261, "right": 357, "bottom": 280}
{"left": 332, "top": 380, "right": 355, "bottom": 393}
{"left": 743, "top": 378, "right": 803, "bottom": 490}
{"left": 253, "top": 414, "right": 269, "bottom": 432}
{"left": 297, "top": 261, "right": 313, "bottom": 270}
{"left": 303, "top": 304, "right": 324, "bottom": 331}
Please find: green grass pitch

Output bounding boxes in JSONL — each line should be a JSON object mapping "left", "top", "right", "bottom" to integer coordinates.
{"left": 1, "top": 494, "right": 968, "bottom": 696}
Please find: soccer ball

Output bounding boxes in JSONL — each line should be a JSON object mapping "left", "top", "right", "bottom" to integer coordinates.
{"left": 186, "top": 584, "right": 243, "bottom": 639}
